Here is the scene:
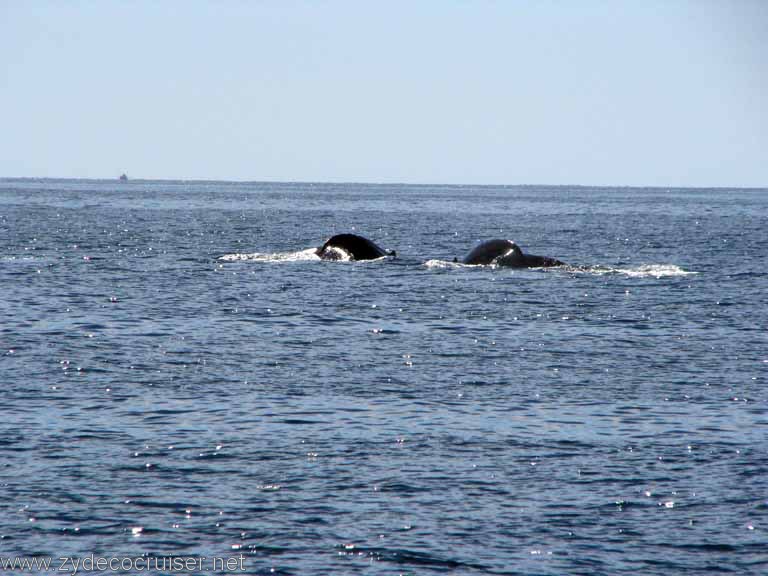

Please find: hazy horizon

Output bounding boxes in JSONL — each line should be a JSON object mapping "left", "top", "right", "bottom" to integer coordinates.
{"left": 2, "top": 175, "right": 768, "bottom": 191}
{"left": 2, "top": 1, "right": 766, "bottom": 188}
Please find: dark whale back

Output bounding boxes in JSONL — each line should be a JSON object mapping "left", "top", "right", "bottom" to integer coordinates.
{"left": 461, "top": 239, "right": 565, "bottom": 268}
{"left": 521, "top": 253, "right": 566, "bottom": 268}
{"left": 316, "top": 233, "right": 391, "bottom": 261}
{"left": 462, "top": 239, "right": 525, "bottom": 266}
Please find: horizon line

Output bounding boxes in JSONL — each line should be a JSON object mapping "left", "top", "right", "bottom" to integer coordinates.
{"left": 0, "top": 175, "right": 765, "bottom": 191}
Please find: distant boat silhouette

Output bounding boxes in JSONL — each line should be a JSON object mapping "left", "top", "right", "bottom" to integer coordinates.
{"left": 119, "top": 173, "right": 128, "bottom": 181}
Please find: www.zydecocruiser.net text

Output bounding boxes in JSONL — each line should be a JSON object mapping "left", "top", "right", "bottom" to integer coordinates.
{"left": 0, "top": 554, "right": 247, "bottom": 574}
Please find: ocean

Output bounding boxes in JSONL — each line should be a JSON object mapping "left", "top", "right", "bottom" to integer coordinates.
{"left": 1, "top": 179, "right": 766, "bottom": 575}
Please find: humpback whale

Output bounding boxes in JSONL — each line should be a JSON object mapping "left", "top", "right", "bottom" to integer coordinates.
{"left": 459, "top": 239, "right": 565, "bottom": 268}
{"left": 316, "top": 234, "right": 396, "bottom": 261}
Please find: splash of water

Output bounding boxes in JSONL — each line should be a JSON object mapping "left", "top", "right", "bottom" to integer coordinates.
{"left": 218, "top": 248, "right": 320, "bottom": 262}
{"left": 612, "top": 264, "right": 697, "bottom": 277}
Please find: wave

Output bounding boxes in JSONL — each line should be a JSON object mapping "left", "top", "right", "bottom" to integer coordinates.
{"left": 601, "top": 264, "right": 698, "bottom": 277}
{"left": 2, "top": 255, "right": 51, "bottom": 262}
{"left": 218, "top": 249, "right": 390, "bottom": 263}
{"left": 423, "top": 259, "right": 696, "bottom": 277}
{"left": 219, "top": 252, "right": 696, "bottom": 278}
{"left": 423, "top": 259, "right": 462, "bottom": 269}
{"left": 423, "top": 259, "right": 569, "bottom": 270}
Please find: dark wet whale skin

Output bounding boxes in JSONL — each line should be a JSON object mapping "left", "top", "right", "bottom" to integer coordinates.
{"left": 316, "top": 233, "right": 394, "bottom": 261}
{"left": 461, "top": 239, "right": 565, "bottom": 267}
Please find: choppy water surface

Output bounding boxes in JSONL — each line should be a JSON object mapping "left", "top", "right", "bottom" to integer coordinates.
{"left": 1, "top": 179, "right": 767, "bottom": 574}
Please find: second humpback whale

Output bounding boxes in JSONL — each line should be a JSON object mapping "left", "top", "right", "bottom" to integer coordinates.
{"left": 459, "top": 239, "right": 565, "bottom": 268}
{"left": 315, "top": 233, "right": 396, "bottom": 261}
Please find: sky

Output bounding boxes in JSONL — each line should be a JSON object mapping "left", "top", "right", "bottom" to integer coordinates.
{"left": 1, "top": 1, "right": 766, "bottom": 187}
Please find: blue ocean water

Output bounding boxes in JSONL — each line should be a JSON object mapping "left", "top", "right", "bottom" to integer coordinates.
{"left": 1, "top": 178, "right": 766, "bottom": 575}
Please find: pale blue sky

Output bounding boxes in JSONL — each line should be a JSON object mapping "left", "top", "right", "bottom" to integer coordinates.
{"left": 1, "top": 1, "right": 766, "bottom": 186}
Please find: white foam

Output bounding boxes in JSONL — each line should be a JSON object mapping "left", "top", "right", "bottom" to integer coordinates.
{"left": 218, "top": 248, "right": 320, "bottom": 262}
{"left": 423, "top": 259, "right": 696, "bottom": 277}
{"left": 605, "top": 264, "right": 697, "bottom": 278}
{"left": 424, "top": 259, "right": 465, "bottom": 268}
{"left": 319, "top": 246, "right": 352, "bottom": 261}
